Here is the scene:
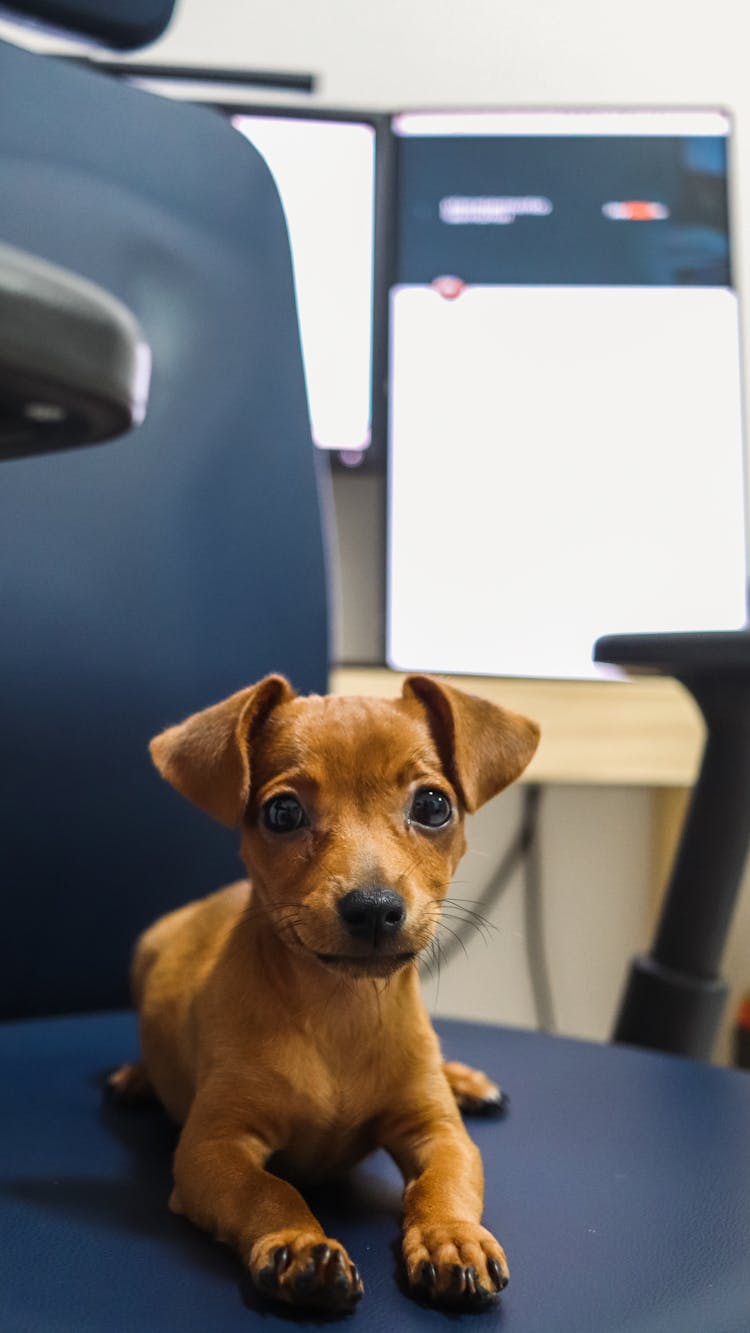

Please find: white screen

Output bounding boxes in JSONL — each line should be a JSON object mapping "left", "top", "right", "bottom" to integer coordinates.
{"left": 387, "top": 111, "right": 747, "bottom": 681}
{"left": 232, "top": 115, "right": 375, "bottom": 452}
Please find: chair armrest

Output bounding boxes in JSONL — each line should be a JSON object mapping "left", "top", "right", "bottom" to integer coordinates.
{"left": 595, "top": 628, "right": 750, "bottom": 1057}
{"left": 0, "top": 241, "right": 150, "bottom": 460}
{"left": 595, "top": 629, "right": 750, "bottom": 685}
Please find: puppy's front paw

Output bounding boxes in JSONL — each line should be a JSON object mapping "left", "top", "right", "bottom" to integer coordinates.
{"left": 404, "top": 1221, "right": 509, "bottom": 1309}
{"left": 250, "top": 1231, "right": 364, "bottom": 1312}
{"left": 443, "top": 1060, "right": 508, "bottom": 1115}
{"left": 105, "top": 1062, "right": 156, "bottom": 1108}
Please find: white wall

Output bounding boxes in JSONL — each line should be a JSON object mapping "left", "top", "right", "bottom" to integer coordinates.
{"left": 147, "top": 1, "right": 750, "bottom": 118}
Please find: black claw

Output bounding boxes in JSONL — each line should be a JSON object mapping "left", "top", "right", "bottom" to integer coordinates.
{"left": 487, "top": 1257, "right": 508, "bottom": 1291}
{"left": 350, "top": 1263, "right": 362, "bottom": 1291}
{"left": 451, "top": 1263, "right": 465, "bottom": 1291}
{"left": 273, "top": 1245, "right": 289, "bottom": 1274}
{"left": 473, "top": 1283, "right": 493, "bottom": 1305}
{"left": 472, "top": 1090, "right": 509, "bottom": 1116}
{"left": 311, "top": 1242, "right": 331, "bottom": 1267}
{"left": 420, "top": 1260, "right": 437, "bottom": 1290}
{"left": 257, "top": 1263, "right": 278, "bottom": 1292}
{"left": 328, "top": 1248, "right": 346, "bottom": 1272}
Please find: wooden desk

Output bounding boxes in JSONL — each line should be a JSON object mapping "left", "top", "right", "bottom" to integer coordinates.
{"left": 331, "top": 667, "right": 704, "bottom": 788}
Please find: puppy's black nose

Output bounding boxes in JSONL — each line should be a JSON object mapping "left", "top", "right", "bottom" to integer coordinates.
{"left": 337, "top": 886, "right": 406, "bottom": 945}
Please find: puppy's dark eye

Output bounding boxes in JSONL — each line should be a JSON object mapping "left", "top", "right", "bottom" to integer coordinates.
{"left": 262, "top": 794, "right": 307, "bottom": 833}
{"left": 409, "top": 787, "right": 452, "bottom": 829}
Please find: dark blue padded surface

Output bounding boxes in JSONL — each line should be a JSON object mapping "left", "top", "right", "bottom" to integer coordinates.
{"left": 0, "top": 42, "right": 328, "bottom": 1018}
{"left": 2, "top": 1011, "right": 749, "bottom": 1333}
{"left": 4, "top": 1, "right": 175, "bottom": 49}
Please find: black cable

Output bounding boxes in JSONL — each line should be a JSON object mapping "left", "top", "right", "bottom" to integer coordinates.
{"left": 522, "top": 785, "right": 556, "bottom": 1032}
{"left": 425, "top": 785, "right": 540, "bottom": 971}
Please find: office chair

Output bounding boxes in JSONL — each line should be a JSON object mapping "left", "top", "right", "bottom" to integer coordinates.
{"left": 1, "top": 14, "right": 749, "bottom": 1333}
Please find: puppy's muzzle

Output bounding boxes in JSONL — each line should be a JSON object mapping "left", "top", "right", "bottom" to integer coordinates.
{"left": 337, "top": 886, "right": 406, "bottom": 947}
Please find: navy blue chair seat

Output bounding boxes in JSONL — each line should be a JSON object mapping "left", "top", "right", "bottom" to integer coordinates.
{"left": 2, "top": 1011, "right": 750, "bottom": 1333}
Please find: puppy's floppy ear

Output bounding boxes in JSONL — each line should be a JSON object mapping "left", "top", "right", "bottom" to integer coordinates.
{"left": 149, "top": 674, "right": 295, "bottom": 827}
{"left": 402, "top": 675, "right": 539, "bottom": 813}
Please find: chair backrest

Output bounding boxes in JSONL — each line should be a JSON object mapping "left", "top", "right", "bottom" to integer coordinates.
{"left": 0, "top": 41, "right": 329, "bottom": 1019}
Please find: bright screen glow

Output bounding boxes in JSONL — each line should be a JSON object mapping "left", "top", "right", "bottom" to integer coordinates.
{"left": 232, "top": 115, "right": 375, "bottom": 451}
{"left": 387, "top": 110, "right": 747, "bottom": 681}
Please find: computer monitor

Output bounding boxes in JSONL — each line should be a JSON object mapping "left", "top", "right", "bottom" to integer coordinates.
{"left": 386, "top": 110, "right": 747, "bottom": 680}
{"left": 231, "top": 110, "right": 378, "bottom": 456}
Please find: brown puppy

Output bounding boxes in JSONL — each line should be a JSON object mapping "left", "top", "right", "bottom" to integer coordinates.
{"left": 111, "top": 674, "right": 539, "bottom": 1312}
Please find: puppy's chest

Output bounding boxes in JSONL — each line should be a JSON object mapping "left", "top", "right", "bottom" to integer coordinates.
{"left": 267, "top": 1037, "right": 395, "bottom": 1180}
{"left": 272, "top": 1117, "right": 379, "bottom": 1183}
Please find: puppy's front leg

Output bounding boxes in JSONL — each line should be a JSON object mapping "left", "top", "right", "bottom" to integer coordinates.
{"left": 383, "top": 1097, "right": 509, "bottom": 1309}
{"left": 172, "top": 1092, "right": 363, "bottom": 1312}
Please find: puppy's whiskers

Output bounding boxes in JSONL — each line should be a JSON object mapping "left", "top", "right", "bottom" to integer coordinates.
{"left": 239, "top": 901, "right": 311, "bottom": 937}
{"left": 440, "top": 910, "right": 495, "bottom": 948}
{"left": 434, "top": 896, "right": 498, "bottom": 947}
